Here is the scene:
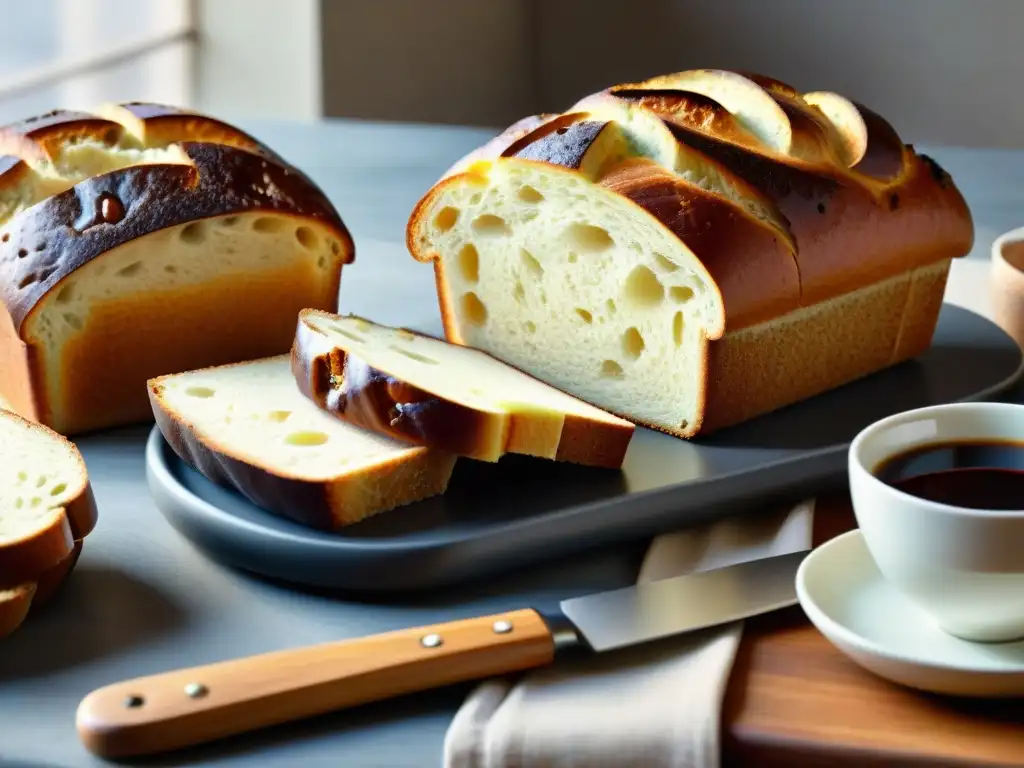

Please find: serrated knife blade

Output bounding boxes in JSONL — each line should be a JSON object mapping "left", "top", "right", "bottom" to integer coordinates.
{"left": 76, "top": 549, "right": 810, "bottom": 759}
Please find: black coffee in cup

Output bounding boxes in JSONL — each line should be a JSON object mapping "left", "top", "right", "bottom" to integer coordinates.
{"left": 874, "top": 440, "right": 1024, "bottom": 511}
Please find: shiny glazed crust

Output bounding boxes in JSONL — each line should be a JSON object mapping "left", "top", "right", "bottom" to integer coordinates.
{"left": 407, "top": 69, "right": 974, "bottom": 437}
{"left": 0, "top": 106, "right": 355, "bottom": 435}
{"left": 290, "top": 310, "right": 634, "bottom": 468}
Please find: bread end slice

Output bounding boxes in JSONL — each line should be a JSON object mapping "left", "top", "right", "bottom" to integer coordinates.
{"left": 149, "top": 356, "right": 458, "bottom": 530}
{"left": 0, "top": 583, "right": 35, "bottom": 640}
{"left": 293, "top": 309, "right": 635, "bottom": 468}
{"left": 0, "top": 411, "right": 97, "bottom": 587}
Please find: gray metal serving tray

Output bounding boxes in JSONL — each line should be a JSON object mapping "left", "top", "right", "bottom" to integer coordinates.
{"left": 147, "top": 302, "right": 1024, "bottom": 593}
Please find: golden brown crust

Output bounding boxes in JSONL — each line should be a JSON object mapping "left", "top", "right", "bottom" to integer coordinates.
{"left": 0, "top": 141, "right": 351, "bottom": 332}
{"left": 149, "top": 361, "right": 457, "bottom": 531}
{"left": 0, "top": 110, "right": 125, "bottom": 163}
{"left": 292, "top": 310, "right": 634, "bottom": 468}
{"left": 599, "top": 158, "right": 800, "bottom": 330}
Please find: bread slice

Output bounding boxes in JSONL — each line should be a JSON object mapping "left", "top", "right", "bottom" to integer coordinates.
{"left": 292, "top": 310, "right": 635, "bottom": 467}
{"left": 0, "top": 540, "right": 83, "bottom": 640}
{"left": 407, "top": 69, "right": 974, "bottom": 438}
{"left": 0, "top": 105, "right": 354, "bottom": 436}
{"left": 0, "top": 410, "right": 97, "bottom": 587}
{"left": 148, "top": 356, "right": 458, "bottom": 530}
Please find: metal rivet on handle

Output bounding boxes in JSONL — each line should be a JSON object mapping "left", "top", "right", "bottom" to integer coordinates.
{"left": 184, "top": 682, "right": 209, "bottom": 699}
{"left": 493, "top": 620, "right": 513, "bottom": 635}
{"left": 123, "top": 694, "right": 144, "bottom": 708}
{"left": 420, "top": 633, "right": 443, "bottom": 648}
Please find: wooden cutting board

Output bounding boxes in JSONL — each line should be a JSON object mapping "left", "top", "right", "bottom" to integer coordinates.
{"left": 722, "top": 496, "right": 1024, "bottom": 767}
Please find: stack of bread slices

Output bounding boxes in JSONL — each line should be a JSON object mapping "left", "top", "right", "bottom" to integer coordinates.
{"left": 1, "top": 69, "right": 976, "bottom": 569}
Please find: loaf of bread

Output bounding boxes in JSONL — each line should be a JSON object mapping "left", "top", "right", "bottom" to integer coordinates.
{"left": 291, "top": 309, "right": 635, "bottom": 467}
{"left": 407, "top": 69, "right": 974, "bottom": 437}
{"left": 148, "top": 356, "right": 458, "bottom": 530}
{"left": 0, "top": 410, "right": 96, "bottom": 639}
{"left": 0, "top": 103, "right": 354, "bottom": 436}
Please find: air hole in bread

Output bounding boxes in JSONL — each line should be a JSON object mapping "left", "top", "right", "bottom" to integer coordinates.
{"left": 267, "top": 410, "right": 291, "bottom": 423}
{"left": 434, "top": 206, "right": 459, "bottom": 232}
{"left": 50, "top": 483, "right": 66, "bottom": 496}
{"left": 17, "top": 471, "right": 26, "bottom": 483}
{"left": 457, "top": 243, "right": 480, "bottom": 283}
{"left": 35, "top": 475, "right": 46, "bottom": 488}
{"left": 17, "top": 273, "right": 37, "bottom": 290}
{"left": 180, "top": 221, "right": 207, "bottom": 244}
{"left": 520, "top": 248, "right": 543, "bottom": 279}
{"left": 295, "top": 226, "right": 318, "bottom": 250}
{"left": 328, "top": 323, "right": 365, "bottom": 343}
{"left": 653, "top": 253, "right": 679, "bottom": 272}
{"left": 606, "top": 298, "right": 617, "bottom": 315}
{"left": 673, "top": 312, "right": 684, "bottom": 346}
{"left": 55, "top": 282, "right": 75, "bottom": 303}
{"left": 185, "top": 386, "right": 216, "bottom": 398}
{"left": 623, "top": 266, "right": 664, "bottom": 307}
{"left": 220, "top": 216, "right": 239, "bottom": 227}
{"left": 164, "top": 265, "right": 178, "bottom": 274}
{"left": 390, "top": 346, "right": 440, "bottom": 365}
{"left": 470, "top": 192, "right": 482, "bottom": 205}
{"left": 566, "top": 223, "right": 614, "bottom": 253}
{"left": 513, "top": 281, "right": 525, "bottom": 303}
{"left": 17, "top": 248, "right": 28, "bottom": 259}
{"left": 63, "top": 313, "right": 82, "bottom": 330}
{"left": 253, "top": 216, "right": 286, "bottom": 234}
{"left": 14, "top": 497, "right": 23, "bottom": 509}
{"left": 670, "top": 286, "right": 695, "bottom": 304}
{"left": 575, "top": 308, "right": 593, "bottom": 324}
{"left": 601, "top": 360, "right": 624, "bottom": 378}
{"left": 517, "top": 185, "right": 544, "bottom": 203}
{"left": 622, "top": 327, "right": 645, "bottom": 359}
{"left": 461, "top": 292, "right": 488, "bottom": 326}
{"left": 568, "top": 252, "right": 578, "bottom": 264}
{"left": 472, "top": 214, "right": 511, "bottom": 237}
{"left": 31, "top": 497, "right": 41, "bottom": 507}
{"left": 286, "top": 431, "right": 329, "bottom": 447}
{"left": 525, "top": 321, "right": 537, "bottom": 333}
{"left": 116, "top": 261, "right": 144, "bottom": 278}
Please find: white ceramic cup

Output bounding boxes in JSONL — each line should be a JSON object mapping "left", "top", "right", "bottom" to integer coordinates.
{"left": 848, "top": 402, "right": 1024, "bottom": 643}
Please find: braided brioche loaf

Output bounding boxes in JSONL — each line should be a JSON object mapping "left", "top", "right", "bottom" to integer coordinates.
{"left": 0, "top": 104, "right": 354, "bottom": 436}
{"left": 408, "top": 69, "right": 974, "bottom": 437}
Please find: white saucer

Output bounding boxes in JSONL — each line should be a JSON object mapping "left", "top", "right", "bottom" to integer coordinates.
{"left": 795, "top": 529, "right": 1024, "bottom": 698}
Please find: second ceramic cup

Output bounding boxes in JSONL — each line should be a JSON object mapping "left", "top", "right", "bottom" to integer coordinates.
{"left": 991, "top": 226, "right": 1024, "bottom": 350}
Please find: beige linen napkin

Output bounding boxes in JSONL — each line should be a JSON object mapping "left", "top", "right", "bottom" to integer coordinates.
{"left": 445, "top": 500, "right": 815, "bottom": 768}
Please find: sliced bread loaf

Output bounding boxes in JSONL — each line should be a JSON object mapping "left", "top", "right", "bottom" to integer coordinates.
{"left": 148, "top": 356, "right": 458, "bottom": 530}
{"left": 0, "top": 540, "right": 83, "bottom": 640}
{"left": 292, "top": 310, "right": 634, "bottom": 467}
{"left": 0, "top": 410, "right": 97, "bottom": 588}
{"left": 407, "top": 69, "right": 973, "bottom": 437}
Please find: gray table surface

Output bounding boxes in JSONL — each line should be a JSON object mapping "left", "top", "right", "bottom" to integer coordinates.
{"left": 1, "top": 118, "right": 1022, "bottom": 768}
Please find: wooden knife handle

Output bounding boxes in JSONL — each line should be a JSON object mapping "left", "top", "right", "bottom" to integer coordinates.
{"left": 76, "top": 608, "right": 554, "bottom": 759}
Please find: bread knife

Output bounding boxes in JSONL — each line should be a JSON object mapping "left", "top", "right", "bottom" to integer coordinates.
{"left": 75, "top": 549, "right": 808, "bottom": 758}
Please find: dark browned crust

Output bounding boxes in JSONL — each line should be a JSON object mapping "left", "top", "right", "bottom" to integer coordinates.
{"left": 150, "top": 382, "right": 345, "bottom": 531}
{"left": 292, "top": 311, "right": 633, "bottom": 468}
{"left": 30, "top": 538, "right": 83, "bottom": 608}
{"left": 0, "top": 110, "right": 125, "bottom": 163}
{"left": 0, "top": 141, "right": 353, "bottom": 333}
{"left": 849, "top": 102, "right": 906, "bottom": 181}
{"left": 440, "top": 113, "right": 558, "bottom": 179}
{"left": 662, "top": 124, "right": 973, "bottom": 307}
{"left": 291, "top": 316, "right": 500, "bottom": 461}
